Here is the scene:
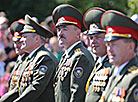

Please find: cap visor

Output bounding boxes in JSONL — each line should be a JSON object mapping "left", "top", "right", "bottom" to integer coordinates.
{"left": 88, "top": 31, "right": 105, "bottom": 35}
{"left": 104, "top": 36, "right": 126, "bottom": 42}
{"left": 56, "top": 23, "right": 76, "bottom": 27}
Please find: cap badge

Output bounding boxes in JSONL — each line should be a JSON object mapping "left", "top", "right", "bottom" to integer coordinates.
{"left": 14, "top": 32, "right": 20, "bottom": 36}
{"left": 108, "top": 28, "right": 114, "bottom": 34}
{"left": 59, "top": 17, "right": 65, "bottom": 22}
{"left": 90, "top": 24, "right": 98, "bottom": 30}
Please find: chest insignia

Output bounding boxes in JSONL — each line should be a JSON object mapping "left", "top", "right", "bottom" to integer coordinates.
{"left": 74, "top": 67, "right": 84, "bottom": 78}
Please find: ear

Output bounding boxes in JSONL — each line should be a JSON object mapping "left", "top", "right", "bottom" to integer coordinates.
{"left": 35, "top": 35, "right": 39, "bottom": 42}
{"left": 76, "top": 29, "right": 81, "bottom": 39}
{"left": 129, "top": 41, "right": 135, "bottom": 51}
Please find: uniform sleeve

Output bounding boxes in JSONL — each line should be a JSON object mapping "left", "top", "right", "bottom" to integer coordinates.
{"left": 125, "top": 76, "right": 138, "bottom": 102}
{"left": 70, "top": 54, "right": 94, "bottom": 102}
{"left": 0, "top": 86, "right": 18, "bottom": 102}
{"left": 13, "top": 55, "right": 57, "bottom": 102}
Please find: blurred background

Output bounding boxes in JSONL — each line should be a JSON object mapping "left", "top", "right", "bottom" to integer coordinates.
{"left": 0, "top": 0, "right": 138, "bottom": 98}
{"left": 0, "top": 0, "right": 138, "bottom": 25}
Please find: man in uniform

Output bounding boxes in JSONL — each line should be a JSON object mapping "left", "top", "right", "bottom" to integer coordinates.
{"left": 52, "top": 4, "right": 95, "bottom": 102}
{"left": 99, "top": 10, "right": 138, "bottom": 102}
{"left": 0, "top": 19, "right": 29, "bottom": 102}
{"left": 12, "top": 15, "right": 58, "bottom": 102}
{"left": 83, "top": 7, "right": 113, "bottom": 102}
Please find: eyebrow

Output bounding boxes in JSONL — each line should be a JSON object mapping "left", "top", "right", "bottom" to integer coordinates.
{"left": 59, "top": 25, "right": 69, "bottom": 29}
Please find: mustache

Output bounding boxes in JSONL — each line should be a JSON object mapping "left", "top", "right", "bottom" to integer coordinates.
{"left": 59, "top": 35, "right": 66, "bottom": 40}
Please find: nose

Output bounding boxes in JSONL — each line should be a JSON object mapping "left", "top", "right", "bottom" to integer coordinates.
{"left": 107, "top": 44, "right": 112, "bottom": 53}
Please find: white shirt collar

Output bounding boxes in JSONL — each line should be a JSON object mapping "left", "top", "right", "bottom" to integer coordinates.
{"left": 114, "top": 61, "right": 129, "bottom": 76}
{"left": 65, "top": 41, "right": 81, "bottom": 55}
{"left": 28, "top": 46, "right": 41, "bottom": 58}
{"left": 100, "top": 54, "right": 107, "bottom": 63}
{"left": 21, "top": 53, "right": 25, "bottom": 59}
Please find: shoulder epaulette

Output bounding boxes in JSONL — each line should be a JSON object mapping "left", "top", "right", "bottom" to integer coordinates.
{"left": 128, "top": 66, "right": 138, "bottom": 74}
{"left": 74, "top": 48, "right": 82, "bottom": 55}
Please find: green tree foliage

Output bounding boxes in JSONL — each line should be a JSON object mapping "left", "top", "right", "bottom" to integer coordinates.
{"left": 0, "top": 0, "right": 58, "bottom": 24}
{"left": 57, "top": 0, "right": 128, "bottom": 15}
{"left": 128, "top": 0, "right": 138, "bottom": 16}
{"left": 0, "top": 0, "right": 137, "bottom": 25}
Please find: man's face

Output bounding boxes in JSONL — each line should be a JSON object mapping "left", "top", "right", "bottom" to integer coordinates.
{"left": 106, "top": 39, "right": 130, "bottom": 66}
{"left": 89, "top": 33, "right": 106, "bottom": 57}
{"left": 0, "top": 23, "right": 8, "bottom": 37}
{"left": 21, "top": 33, "right": 36, "bottom": 52}
{"left": 14, "top": 40, "right": 25, "bottom": 55}
{"left": 57, "top": 25, "right": 79, "bottom": 49}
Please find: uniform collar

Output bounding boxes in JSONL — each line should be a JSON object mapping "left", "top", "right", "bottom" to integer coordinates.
{"left": 21, "top": 53, "right": 25, "bottom": 59}
{"left": 98, "top": 54, "right": 107, "bottom": 63}
{"left": 28, "top": 46, "right": 41, "bottom": 59}
{"left": 114, "top": 61, "right": 128, "bottom": 76}
{"left": 101, "top": 54, "right": 107, "bottom": 63}
{"left": 65, "top": 41, "right": 81, "bottom": 55}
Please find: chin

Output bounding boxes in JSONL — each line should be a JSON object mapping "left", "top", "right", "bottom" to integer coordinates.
{"left": 109, "top": 58, "right": 114, "bottom": 64}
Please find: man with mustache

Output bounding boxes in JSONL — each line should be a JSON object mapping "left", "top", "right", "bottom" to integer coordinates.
{"left": 52, "top": 4, "right": 95, "bottom": 102}
{"left": 83, "top": 7, "right": 113, "bottom": 102}
{"left": 99, "top": 10, "right": 138, "bottom": 102}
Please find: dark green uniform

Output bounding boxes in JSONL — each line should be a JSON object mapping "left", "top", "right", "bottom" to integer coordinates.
{"left": 13, "top": 45, "right": 58, "bottom": 102}
{"left": 100, "top": 56, "right": 138, "bottom": 102}
{"left": 99, "top": 10, "right": 138, "bottom": 102}
{"left": 54, "top": 42, "right": 95, "bottom": 102}
{"left": 52, "top": 4, "right": 95, "bottom": 102}
{"left": 9, "top": 54, "right": 28, "bottom": 91}
{"left": 83, "top": 7, "right": 113, "bottom": 102}
{"left": 0, "top": 54, "right": 28, "bottom": 102}
{"left": 85, "top": 56, "right": 112, "bottom": 102}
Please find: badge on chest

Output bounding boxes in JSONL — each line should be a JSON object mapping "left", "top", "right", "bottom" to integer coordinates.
{"left": 58, "top": 59, "right": 71, "bottom": 81}
{"left": 92, "top": 68, "right": 110, "bottom": 92}
{"left": 108, "top": 87, "right": 125, "bottom": 102}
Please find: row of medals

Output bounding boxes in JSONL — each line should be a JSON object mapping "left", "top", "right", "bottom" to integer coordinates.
{"left": 92, "top": 68, "right": 110, "bottom": 92}
{"left": 108, "top": 87, "right": 125, "bottom": 102}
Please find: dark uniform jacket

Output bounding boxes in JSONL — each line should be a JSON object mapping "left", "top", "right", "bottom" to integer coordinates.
{"left": 0, "top": 53, "right": 29, "bottom": 102}
{"left": 12, "top": 45, "right": 58, "bottom": 102}
{"left": 54, "top": 42, "right": 95, "bottom": 102}
{"left": 100, "top": 56, "right": 138, "bottom": 102}
{"left": 9, "top": 53, "right": 29, "bottom": 91}
{"left": 85, "top": 55, "right": 112, "bottom": 102}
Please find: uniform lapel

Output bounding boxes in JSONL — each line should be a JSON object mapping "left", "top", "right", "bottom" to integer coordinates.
{"left": 105, "top": 57, "right": 137, "bottom": 101}
{"left": 85, "top": 56, "right": 109, "bottom": 92}
{"left": 55, "top": 42, "right": 82, "bottom": 82}
{"left": 54, "top": 52, "right": 70, "bottom": 82}
{"left": 95, "top": 56, "right": 108, "bottom": 73}
{"left": 95, "top": 59, "right": 102, "bottom": 72}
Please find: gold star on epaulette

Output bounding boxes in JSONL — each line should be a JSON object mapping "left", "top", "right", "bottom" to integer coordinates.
{"left": 74, "top": 48, "right": 82, "bottom": 55}
{"left": 128, "top": 66, "right": 138, "bottom": 74}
